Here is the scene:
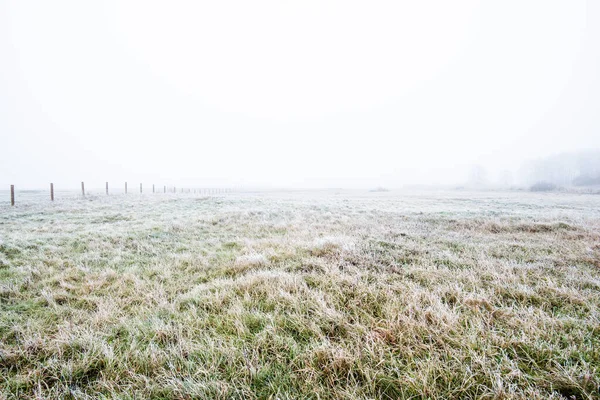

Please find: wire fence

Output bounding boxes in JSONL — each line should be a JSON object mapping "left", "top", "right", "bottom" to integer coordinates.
{"left": 3, "top": 182, "right": 238, "bottom": 206}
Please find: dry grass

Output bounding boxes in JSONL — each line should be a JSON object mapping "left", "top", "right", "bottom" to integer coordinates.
{"left": 1, "top": 190, "right": 599, "bottom": 399}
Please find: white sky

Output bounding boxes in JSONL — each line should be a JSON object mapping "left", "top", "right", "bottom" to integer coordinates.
{"left": 1, "top": 1, "right": 599, "bottom": 189}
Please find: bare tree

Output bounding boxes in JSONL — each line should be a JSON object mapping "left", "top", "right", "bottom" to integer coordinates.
{"left": 468, "top": 165, "right": 488, "bottom": 187}
{"left": 498, "top": 170, "right": 513, "bottom": 187}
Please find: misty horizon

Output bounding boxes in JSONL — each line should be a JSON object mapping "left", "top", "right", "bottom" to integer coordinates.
{"left": 2, "top": 1, "right": 599, "bottom": 189}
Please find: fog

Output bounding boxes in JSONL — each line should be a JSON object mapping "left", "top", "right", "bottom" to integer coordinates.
{"left": 1, "top": 1, "right": 599, "bottom": 190}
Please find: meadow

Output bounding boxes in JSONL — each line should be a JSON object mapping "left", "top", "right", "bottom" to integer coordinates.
{"left": 1, "top": 190, "right": 599, "bottom": 399}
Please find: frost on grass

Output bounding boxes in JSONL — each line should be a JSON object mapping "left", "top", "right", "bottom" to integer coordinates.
{"left": 1, "top": 191, "right": 600, "bottom": 399}
{"left": 235, "top": 252, "right": 268, "bottom": 267}
{"left": 310, "top": 235, "right": 356, "bottom": 257}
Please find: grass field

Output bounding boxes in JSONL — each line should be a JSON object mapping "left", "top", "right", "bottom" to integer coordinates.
{"left": 1, "top": 190, "right": 599, "bottom": 399}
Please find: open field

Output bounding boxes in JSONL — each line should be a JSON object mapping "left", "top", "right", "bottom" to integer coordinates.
{"left": 1, "top": 190, "right": 599, "bottom": 399}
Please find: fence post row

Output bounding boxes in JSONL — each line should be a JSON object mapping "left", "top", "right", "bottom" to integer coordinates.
{"left": 8, "top": 183, "right": 236, "bottom": 205}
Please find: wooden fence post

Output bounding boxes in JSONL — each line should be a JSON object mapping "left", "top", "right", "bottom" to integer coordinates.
{"left": 10, "top": 185, "right": 14, "bottom": 206}
{"left": 140, "top": 183, "right": 142, "bottom": 194}
{"left": 125, "top": 182, "right": 128, "bottom": 194}
{"left": 164, "top": 185, "right": 166, "bottom": 193}
{"left": 106, "top": 182, "right": 109, "bottom": 195}
{"left": 50, "top": 183, "right": 54, "bottom": 201}
{"left": 81, "top": 182, "right": 85, "bottom": 197}
{"left": 153, "top": 184, "right": 155, "bottom": 193}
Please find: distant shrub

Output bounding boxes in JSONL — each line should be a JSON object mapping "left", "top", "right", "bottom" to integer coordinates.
{"left": 572, "top": 174, "right": 600, "bottom": 187}
{"left": 369, "top": 187, "right": 389, "bottom": 192}
{"left": 530, "top": 181, "right": 557, "bottom": 192}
